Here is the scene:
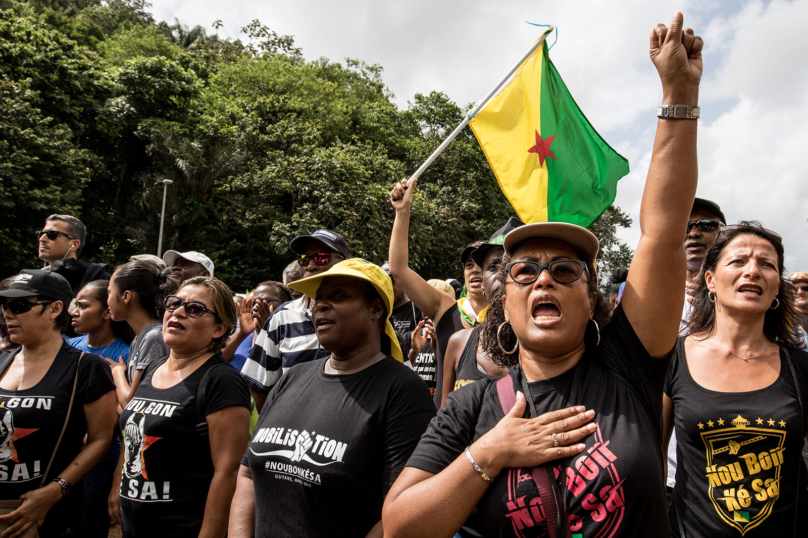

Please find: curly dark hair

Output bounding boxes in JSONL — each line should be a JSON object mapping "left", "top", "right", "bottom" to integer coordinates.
{"left": 480, "top": 249, "right": 611, "bottom": 368}
{"left": 687, "top": 221, "right": 803, "bottom": 348}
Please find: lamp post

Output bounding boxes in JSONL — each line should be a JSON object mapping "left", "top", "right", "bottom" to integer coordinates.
{"left": 157, "top": 179, "right": 173, "bottom": 257}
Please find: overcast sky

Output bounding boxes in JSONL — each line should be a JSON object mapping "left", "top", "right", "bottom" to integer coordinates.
{"left": 151, "top": 0, "right": 808, "bottom": 273}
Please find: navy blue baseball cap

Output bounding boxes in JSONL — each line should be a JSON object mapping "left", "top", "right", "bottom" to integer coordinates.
{"left": 290, "top": 229, "right": 350, "bottom": 259}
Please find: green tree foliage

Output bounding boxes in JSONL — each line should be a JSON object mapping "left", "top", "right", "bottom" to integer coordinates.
{"left": 0, "top": 0, "right": 634, "bottom": 292}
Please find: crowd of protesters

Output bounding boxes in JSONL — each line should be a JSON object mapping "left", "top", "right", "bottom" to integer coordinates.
{"left": 0, "top": 11, "right": 807, "bottom": 538}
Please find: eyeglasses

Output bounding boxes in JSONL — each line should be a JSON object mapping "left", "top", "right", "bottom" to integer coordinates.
{"left": 686, "top": 219, "right": 723, "bottom": 234}
{"left": 164, "top": 296, "right": 220, "bottom": 320}
{"left": 506, "top": 260, "right": 587, "bottom": 285}
{"left": 796, "top": 285, "right": 808, "bottom": 292}
{"left": 0, "top": 300, "right": 54, "bottom": 315}
{"left": 36, "top": 230, "right": 76, "bottom": 241}
{"left": 298, "top": 252, "right": 343, "bottom": 267}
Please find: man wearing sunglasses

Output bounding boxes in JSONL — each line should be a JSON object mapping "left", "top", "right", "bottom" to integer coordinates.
{"left": 241, "top": 229, "right": 349, "bottom": 412}
{"left": 36, "top": 215, "right": 110, "bottom": 332}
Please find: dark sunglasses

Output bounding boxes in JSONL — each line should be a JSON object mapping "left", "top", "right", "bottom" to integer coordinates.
{"left": 0, "top": 299, "right": 54, "bottom": 315}
{"left": 164, "top": 296, "right": 220, "bottom": 320}
{"left": 796, "top": 285, "right": 808, "bottom": 292}
{"left": 298, "top": 252, "right": 344, "bottom": 267}
{"left": 506, "top": 260, "right": 587, "bottom": 285}
{"left": 686, "top": 219, "right": 723, "bottom": 234}
{"left": 36, "top": 230, "right": 76, "bottom": 241}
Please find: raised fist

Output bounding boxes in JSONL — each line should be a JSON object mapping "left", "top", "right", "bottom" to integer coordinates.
{"left": 292, "top": 430, "right": 313, "bottom": 462}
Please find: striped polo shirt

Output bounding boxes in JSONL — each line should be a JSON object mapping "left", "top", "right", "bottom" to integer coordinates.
{"left": 240, "top": 295, "right": 329, "bottom": 393}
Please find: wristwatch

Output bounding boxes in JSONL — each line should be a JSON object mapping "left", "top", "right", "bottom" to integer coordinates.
{"left": 52, "top": 478, "right": 72, "bottom": 496}
{"left": 657, "top": 104, "right": 700, "bottom": 120}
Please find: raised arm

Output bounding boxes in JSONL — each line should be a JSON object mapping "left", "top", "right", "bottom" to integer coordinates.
{"left": 622, "top": 12, "right": 703, "bottom": 358}
{"left": 389, "top": 178, "right": 457, "bottom": 323}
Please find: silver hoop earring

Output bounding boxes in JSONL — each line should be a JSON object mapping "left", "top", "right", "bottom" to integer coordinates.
{"left": 591, "top": 319, "right": 601, "bottom": 346}
{"left": 497, "top": 321, "right": 519, "bottom": 355}
{"left": 708, "top": 291, "right": 717, "bottom": 303}
{"left": 771, "top": 298, "right": 780, "bottom": 310}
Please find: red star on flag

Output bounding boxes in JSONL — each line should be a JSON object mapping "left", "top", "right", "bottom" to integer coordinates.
{"left": 527, "top": 130, "right": 557, "bottom": 166}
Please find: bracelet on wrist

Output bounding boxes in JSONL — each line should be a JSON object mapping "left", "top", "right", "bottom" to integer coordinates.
{"left": 52, "top": 478, "right": 72, "bottom": 496}
{"left": 657, "top": 104, "right": 700, "bottom": 120}
{"left": 465, "top": 446, "right": 493, "bottom": 483}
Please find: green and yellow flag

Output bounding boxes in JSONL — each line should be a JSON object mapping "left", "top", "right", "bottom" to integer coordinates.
{"left": 469, "top": 36, "right": 629, "bottom": 226}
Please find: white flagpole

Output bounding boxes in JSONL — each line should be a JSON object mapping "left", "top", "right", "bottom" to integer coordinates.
{"left": 406, "top": 27, "right": 553, "bottom": 187}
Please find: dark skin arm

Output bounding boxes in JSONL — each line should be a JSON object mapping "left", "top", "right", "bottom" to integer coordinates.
{"left": 440, "top": 329, "right": 471, "bottom": 408}
{"left": 250, "top": 389, "right": 267, "bottom": 415}
{"left": 383, "top": 395, "right": 596, "bottom": 538}
{"left": 389, "top": 178, "right": 457, "bottom": 325}
{"left": 227, "top": 465, "right": 256, "bottom": 538}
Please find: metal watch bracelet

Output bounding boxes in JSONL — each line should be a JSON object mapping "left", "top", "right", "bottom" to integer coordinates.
{"left": 465, "top": 446, "right": 494, "bottom": 483}
{"left": 52, "top": 477, "right": 71, "bottom": 496}
{"left": 657, "top": 104, "right": 700, "bottom": 120}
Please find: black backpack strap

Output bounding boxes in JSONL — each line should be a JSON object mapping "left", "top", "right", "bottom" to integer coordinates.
{"left": 779, "top": 345, "right": 803, "bottom": 538}
{"left": 195, "top": 361, "right": 229, "bottom": 437}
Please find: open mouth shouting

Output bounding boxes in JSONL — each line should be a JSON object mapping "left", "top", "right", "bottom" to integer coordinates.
{"left": 468, "top": 276, "right": 483, "bottom": 290}
{"left": 313, "top": 315, "right": 336, "bottom": 333}
{"left": 531, "top": 294, "right": 561, "bottom": 326}
{"left": 737, "top": 284, "right": 763, "bottom": 298}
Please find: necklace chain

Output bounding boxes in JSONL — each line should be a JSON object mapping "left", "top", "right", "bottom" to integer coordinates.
{"left": 712, "top": 338, "right": 771, "bottom": 361}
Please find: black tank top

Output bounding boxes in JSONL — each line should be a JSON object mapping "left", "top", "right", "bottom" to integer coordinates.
{"left": 454, "top": 326, "right": 503, "bottom": 390}
{"left": 665, "top": 338, "right": 808, "bottom": 537}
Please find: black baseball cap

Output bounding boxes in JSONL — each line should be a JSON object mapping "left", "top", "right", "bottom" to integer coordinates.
{"left": 692, "top": 198, "right": 726, "bottom": 224}
{"left": 472, "top": 217, "right": 525, "bottom": 267}
{"left": 0, "top": 270, "right": 73, "bottom": 308}
{"left": 460, "top": 241, "right": 485, "bottom": 265}
{"left": 289, "top": 229, "right": 350, "bottom": 259}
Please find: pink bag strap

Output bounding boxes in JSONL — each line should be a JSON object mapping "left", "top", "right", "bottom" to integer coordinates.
{"left": 495, "top": 376, "right": 571, "bottom": 538}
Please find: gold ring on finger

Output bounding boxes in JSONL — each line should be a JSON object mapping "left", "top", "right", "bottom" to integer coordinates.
{"left": 552, "top": 432, "right": 560, "bottom": 447}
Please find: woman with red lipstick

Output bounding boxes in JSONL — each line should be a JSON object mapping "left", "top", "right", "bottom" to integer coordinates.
{"left": 383, "top": 13, "right": 703, "bottom": 537}
{"left": 109, "top": 276, "right": 250, "bottom": 538}
{"left": 663, "top": 222, "right": 808, "bottom": 537}
{"left": 229, "top": 259, "right": 435, "bottom": 538}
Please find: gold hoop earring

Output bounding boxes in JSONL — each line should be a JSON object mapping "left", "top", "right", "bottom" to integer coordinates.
{"left": 771, "top": 298, "right": 780, "bottom": 310}
{"left": 708, "top": 291, "right": 717, "bottom": 303}
{"left": 497, "top": 321, "right": 518, "bottom": 354}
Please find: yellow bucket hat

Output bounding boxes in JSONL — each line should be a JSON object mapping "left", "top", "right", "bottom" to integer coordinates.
{"left": 288, "top": 258, "right": 403, "bottom": 363}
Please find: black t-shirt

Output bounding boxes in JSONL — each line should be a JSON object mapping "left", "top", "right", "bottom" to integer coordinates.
{"left": 243, "top": 356, "right": 436, "bottom": 538}
{"left": 665, "top": 339, "right": 808, "bottom": 537}
{"left": 0, "top": 345, "right": 114, "bottom": 533}
{"left": 434, "top": 306, "right": 464, "bottom": 408}
{"left": 119, "top": 354, "right": 251, "bottom": 538}
{"left": 455, "top": 326, "right": 503, "bottom": 390}
{"left": 390, "top": 301, "right": 423, "bottom": 339}
{"left": 407, "top": 305, "right": 671, "bottom": 537}
{"left": 413, "top": 339, "right": 437, "bottom": 401}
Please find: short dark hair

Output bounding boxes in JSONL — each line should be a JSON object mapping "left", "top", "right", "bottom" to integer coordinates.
{"left": 46, "top": 214, "right": 87, "bottom": 255}
{"left": 687, "top": 221, "right": 803, "bottom": 348}
{"left": 255, "top": 281, "right": 293, "bottom": 304}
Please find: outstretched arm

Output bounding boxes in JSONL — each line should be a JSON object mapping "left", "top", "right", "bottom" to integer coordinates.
{"left": 389, "top": 178, "right": 457, "bottom": 323}
{"left": 623, "top": 12, "right": 704, "bottom": 358}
